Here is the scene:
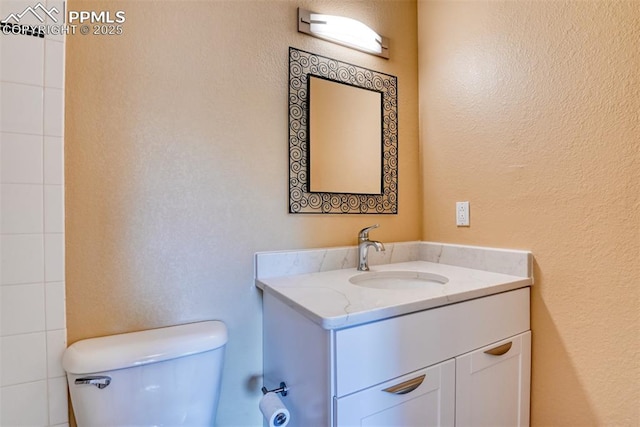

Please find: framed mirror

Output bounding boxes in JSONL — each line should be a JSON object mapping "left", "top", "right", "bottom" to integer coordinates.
{"left": 308, "top": 75, "right": 383, "bottom": 194}
{"left": 288, "top": 47, "right": 398, "bottom": 214}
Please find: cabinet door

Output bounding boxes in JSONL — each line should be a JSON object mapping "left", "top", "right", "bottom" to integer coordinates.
{"left": 335, "top": 359, "right": 455, "bottom": 427}
{"left": 455, "top": 331, "right": 531, "bottom": 427}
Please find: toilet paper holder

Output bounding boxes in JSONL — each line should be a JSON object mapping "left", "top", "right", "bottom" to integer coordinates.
{"left": 262, "top": 381, "right": 288, "bottom": 397}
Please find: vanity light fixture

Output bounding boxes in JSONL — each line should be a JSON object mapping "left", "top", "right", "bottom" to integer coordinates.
{"left": 298, "top": 8, "right": 389, "bottom": 59}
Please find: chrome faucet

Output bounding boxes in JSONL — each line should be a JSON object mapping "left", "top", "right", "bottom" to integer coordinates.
{"left": 357, "top": 224, "right": 385, "bottom": 271}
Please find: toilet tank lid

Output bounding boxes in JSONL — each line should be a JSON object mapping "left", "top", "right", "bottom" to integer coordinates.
{"left": 62, "top": 320, "right": 227, "bottom": 374}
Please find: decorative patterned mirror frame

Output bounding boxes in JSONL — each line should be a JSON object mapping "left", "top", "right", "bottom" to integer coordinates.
{"left": 288, "top": 47, "right": 398, "bottom": 214}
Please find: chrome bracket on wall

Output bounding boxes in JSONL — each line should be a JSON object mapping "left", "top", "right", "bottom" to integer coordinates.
{"left": 261, "top": 381, "right": 289, "bottom": 397}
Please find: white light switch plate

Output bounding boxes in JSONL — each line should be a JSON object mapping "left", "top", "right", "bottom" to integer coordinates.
{"left": 456, "top": 201, "right": 470, "bottom": 226}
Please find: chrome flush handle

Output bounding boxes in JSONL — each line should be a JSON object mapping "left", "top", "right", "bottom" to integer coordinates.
{"left": 75, "top": 375, "right": 111, "bottom": 389}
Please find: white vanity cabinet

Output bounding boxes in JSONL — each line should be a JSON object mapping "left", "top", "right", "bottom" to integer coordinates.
{"left": 263, "top": 286, "right": 531, "bottom": 427}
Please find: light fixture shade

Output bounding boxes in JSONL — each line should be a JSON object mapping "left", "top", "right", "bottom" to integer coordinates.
{"left": 298, "top": 8, "right": 389, "bottom": 59}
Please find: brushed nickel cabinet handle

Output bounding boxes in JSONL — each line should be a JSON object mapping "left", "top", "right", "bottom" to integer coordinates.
{"left": 484, "top": 341, "right": 513, "bottom": 356}
{"left": 382, "top": 374, "right": 426, "bottom": 395}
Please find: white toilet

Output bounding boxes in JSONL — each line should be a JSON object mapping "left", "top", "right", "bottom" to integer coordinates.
{"left": 62, "top": 320, "right": 227, "bottom": 426}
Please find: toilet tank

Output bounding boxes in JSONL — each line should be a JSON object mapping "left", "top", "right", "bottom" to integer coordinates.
{"left": 63, "top": 321, "right": 227, "bottom": 427}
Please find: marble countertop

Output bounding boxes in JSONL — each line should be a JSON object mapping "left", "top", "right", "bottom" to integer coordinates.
{"left": 256, "top": 260, "right": 532, "bottom": 330}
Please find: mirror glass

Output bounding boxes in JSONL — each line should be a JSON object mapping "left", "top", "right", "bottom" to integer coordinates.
{"left": 309, "top": 76, "right": 382, "bottom": 194}
{"left": 289, "top": 47, "right": 398, "bottom": 214}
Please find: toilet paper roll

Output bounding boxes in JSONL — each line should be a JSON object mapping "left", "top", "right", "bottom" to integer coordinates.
{"left": 259, "top": 392, "right": 290, "bottom": 427}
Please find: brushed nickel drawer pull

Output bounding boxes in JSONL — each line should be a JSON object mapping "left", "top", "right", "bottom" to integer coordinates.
{"left": 382, "top": 374, "right": 426, "bottom": 395}
{"left": 484, "top": 341, "right": 513, "bottom": 356}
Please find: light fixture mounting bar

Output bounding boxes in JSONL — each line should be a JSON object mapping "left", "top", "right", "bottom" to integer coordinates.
{"left": 298, "top": 8, "right": 389, "bottom": 59}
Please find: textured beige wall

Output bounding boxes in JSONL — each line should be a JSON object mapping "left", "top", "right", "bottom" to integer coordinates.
{"left": 418, "top": 1, "right": 639, "bottom": 425}
{"left": 65, "top": 1, "right": 418, "bottom": 425}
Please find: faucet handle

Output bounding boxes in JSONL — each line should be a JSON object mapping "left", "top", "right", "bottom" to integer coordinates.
{"left": 358, "top": 224, "right": 380, "bottom": 241}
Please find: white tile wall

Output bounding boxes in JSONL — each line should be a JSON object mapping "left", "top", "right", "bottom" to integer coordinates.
{"left": 1, "top": 19, "right": 67, "bottom": 426}
{"left": 1, "top": 133, "right": 43, "bottom": 183}
{"left": 1, "top": 234, "right": 44, "bottom": 284}
{"left": 44, "top": 88, "right": 64, "bottom": 137}
{"left": 44, "top": 185, "right": 64, "bottom": 233}
{"left": 0, "top": 34, "right": 44, "bottom": 86}
{"left": 1, "top": 183, "right": 44, "bottom": 233}
{"left": 44, "top": 40, "right": 64, "bottom": 89}
{"left": 1, "top": 283, "right": 46, "bottom": 336}
{"left": 0, "top": 380, "right": 49, "bottom": 426}
{"left": 0, "top": 332, "right": 48, "bottom": 386}
{"left": 47, "top": 376, "right": 69, "bottom": 425}
{"left": 1, "top": 82, "right": 44, "bottom": 135}
{"left": 44, "top": 233, "right": 64, "bottom": 282}
{"left": 44, "top": 136, "right": 63, "bottom": 185}
{"left": 45, "top": 282, "right": 65, "bottom": 330}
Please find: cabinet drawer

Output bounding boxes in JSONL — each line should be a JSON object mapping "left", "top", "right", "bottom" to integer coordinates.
{"left": 334, "top": 287, "right": 529, "bottom": 397}
{"left": 335, "top": 359, "right": 455, "bottom": 427}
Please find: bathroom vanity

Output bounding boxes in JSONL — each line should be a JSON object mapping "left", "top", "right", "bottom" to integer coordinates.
{"left": 256, "top": 242, "right": 533, "bottom": 427}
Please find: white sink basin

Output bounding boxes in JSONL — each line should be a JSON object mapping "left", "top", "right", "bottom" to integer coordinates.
{"left": 349, "top": 270, "right": 449, "bottom": 290}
